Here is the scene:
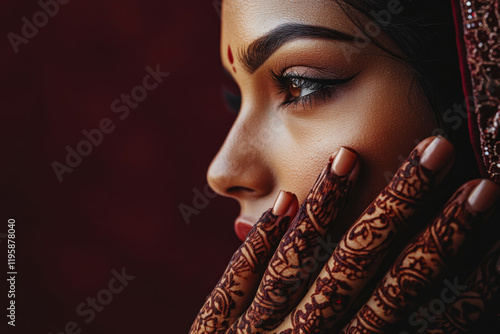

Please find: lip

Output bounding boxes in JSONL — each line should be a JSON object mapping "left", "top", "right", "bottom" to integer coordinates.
{"left": 234, "top": 216, "right": 255, "bottom": 241}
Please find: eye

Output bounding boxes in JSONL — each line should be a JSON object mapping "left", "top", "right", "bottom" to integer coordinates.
{"left": 289, "top": 78, "right": 317, "bottom": 99}
{"left": 270, "top": 68, "right": 358, "bottom": 110}
{"left": 222, "top": 69, "right": 242, "bottom": 114}
{"left": 223, "top": 87, "right": 241, "bottom": 114}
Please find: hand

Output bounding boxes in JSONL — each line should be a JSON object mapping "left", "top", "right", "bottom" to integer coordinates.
{"left": 413, "top": 239, "right": 500, "bottom": 334}
{"left": 189, "top": 136, "right": 500, "bottom": 333}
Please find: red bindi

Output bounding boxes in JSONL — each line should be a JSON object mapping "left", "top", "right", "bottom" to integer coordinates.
{"left": 228, "top": 45, "right": 237, "bottom": 73}
{"left": 228, "top": 45, "right": 234, "bottom": 64}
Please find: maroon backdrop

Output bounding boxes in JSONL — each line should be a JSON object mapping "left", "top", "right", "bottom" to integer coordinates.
{"left": 1, "top": 1, "right": 241, "bottom": 333}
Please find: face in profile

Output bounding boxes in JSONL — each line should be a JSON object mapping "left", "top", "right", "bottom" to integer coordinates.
{"left": 207, "top": 0, "right": 438, "bottom": 241}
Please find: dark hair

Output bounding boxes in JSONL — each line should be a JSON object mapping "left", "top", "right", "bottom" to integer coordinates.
{"left": 336, "top": 0, "right": 481, "bottom": 201}
{"left": 336, "top": 0, "right": 466, "bottom": 140}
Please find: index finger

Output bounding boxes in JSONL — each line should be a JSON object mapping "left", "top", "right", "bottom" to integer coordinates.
{"left": 278, "top": 136, "right": 455, "bottom": 332}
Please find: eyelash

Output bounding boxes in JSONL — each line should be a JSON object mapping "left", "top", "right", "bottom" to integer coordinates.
{"left": 223, "top": 87, "right": 242, "bottom": 114}
{"left": 222, "top": 69, "right": 356, "bottom": 113}
{"left": 269, "top": 68, "right": 355, "bottom": 110}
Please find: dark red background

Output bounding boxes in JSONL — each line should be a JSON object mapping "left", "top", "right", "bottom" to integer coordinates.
{"left": 1, "top": 1, "right": 241, "bottom": 333}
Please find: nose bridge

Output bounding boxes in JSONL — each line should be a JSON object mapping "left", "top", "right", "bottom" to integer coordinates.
{"left": 207, "top": 109, "right": 275, "bottom": 199}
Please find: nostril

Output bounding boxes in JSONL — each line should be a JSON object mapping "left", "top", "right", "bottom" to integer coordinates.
{"left": 226, "top": 186, "right": 256, "bottom": 195}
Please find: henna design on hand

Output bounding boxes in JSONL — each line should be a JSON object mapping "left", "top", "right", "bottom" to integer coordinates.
{"left": 190, "top": 210, "right": 291, "bottom": 334}
{"left": 232, "top": 154, "right": 354, "bottom": 332}
{"left": 342, "top": 182, "right": 484, "bottom": 334}
{"left": 425, "top": 241, "right": 500, "bottom": 334}
{"left": 276, "top": 147, "right": 434, "bottom": 333}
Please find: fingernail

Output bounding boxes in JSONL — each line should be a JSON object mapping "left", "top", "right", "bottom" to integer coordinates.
{"left": 420, "top": 136, "right": 454, "bottom": 171}
{"left": 272, "top": 190, "right": 294, "bottom": 215}
{"left": 467, "top": 179, "right": 500, "bottom": 212}
{"left": 332, "top": 147, "right": 358, "bottom": 176}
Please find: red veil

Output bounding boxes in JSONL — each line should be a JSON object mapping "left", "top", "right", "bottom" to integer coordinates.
{"left": 452, "top": 0, "right": 500, "bottom": 183}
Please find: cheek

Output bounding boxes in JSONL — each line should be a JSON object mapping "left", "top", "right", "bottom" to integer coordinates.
{"left": 276, "top": 143, "right": 332, "bottom": 204}
{"left": 268, "top": 69, "right": 436, "bottom": 215}
{"left": 345, "top": 70, "right": 436, "bottom": 188}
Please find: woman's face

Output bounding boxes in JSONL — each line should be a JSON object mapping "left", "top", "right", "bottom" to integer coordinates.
{"left": 208, "top": 0, "right": 437, "bottom": 241}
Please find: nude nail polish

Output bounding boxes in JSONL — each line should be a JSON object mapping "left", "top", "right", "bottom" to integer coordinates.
{"left": 332, "top": 147, "right": 358, "bottom": 176}
{"left": 420, "top": 136, "right": 455, "bottom": 171}
{"left": 272, "top": 190, "right": 294, "bottom": 215}
{"left": 467, "top": 179, "right": 500, "bottom": 212}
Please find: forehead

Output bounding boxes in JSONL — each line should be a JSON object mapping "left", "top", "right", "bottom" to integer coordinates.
{"left": 221, "top": 0, "right": 355, "bottom": 53}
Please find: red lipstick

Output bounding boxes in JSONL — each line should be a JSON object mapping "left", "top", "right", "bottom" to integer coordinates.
{"left": 234, "top": 216, "right": 254, "bottom": 241}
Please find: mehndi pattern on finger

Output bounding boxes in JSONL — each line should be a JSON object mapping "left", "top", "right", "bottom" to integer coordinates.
{"left": 425, "top": 241, "right": 500, "bottom": 334}
{"left": 190, "top": 210, "right": 291, "bottom": 334}
{"left": 343, "top": 182, "right": 484, "bottom": 334}
{"left": 284, "top": 147, "right": 434, "bottom": 333}
{"left": 233, "top": 153, "right": 355, "bottom": 332}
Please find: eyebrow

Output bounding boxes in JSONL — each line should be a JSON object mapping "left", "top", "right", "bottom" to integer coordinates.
{"left": 239, "top": 23, "right": 358, "bottom": 73}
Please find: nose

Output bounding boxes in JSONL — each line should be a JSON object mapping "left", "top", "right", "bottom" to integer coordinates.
{"left": 207, "top": 114, "right": 275, "bottom": 201}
